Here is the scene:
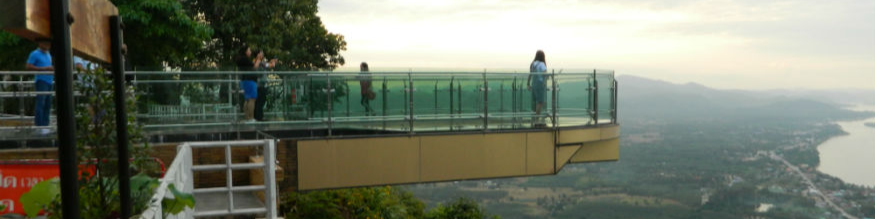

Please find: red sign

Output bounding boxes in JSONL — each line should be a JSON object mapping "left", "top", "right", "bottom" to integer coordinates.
{"left": 0, "top": 158, "right": 164, "bottom": 215}
{"left": 0, "top": 160, "right": 63, "bottom": 215}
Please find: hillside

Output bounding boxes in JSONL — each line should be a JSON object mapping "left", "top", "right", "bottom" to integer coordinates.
{"left": 616, "top": 75, "right": 874, "bottom": 121}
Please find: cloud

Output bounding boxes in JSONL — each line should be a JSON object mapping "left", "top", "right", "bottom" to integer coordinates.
{"left": 318, "top": 0, "right": 875, "bottom": 89}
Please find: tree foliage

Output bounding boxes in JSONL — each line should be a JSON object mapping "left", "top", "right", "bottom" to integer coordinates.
{"left": 1, "top": 0, "right": 345, "bottom": 71}
{"left": 16, "top": 68, "right": 194, "bottom": 218}
{"left": 281, "top": 187, "right": 499, "bottom": 219}
{"left": 111, "top": 0, "right": 213, "bottom": 70}
{"left": 282, "top": 186, "right": 424, "bottom": 219}
{"left": 425, "top": 197, "right": 500, "bottom": 219}
{"left": 0, "top": 32, "right": 37, "bottom": 71}
{"left": 182, "top": 0, "right": 346, "bottom": 70}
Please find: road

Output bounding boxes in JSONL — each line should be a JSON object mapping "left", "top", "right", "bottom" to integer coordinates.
{"left": 770, "top": 152, "right": 858, "bottom": 219}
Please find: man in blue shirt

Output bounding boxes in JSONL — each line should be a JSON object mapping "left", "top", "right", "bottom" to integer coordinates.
{"left": 26, "top": 38, "right": 54, "bottom": 131}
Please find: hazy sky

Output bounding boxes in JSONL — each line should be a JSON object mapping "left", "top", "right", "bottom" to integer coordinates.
{"left": 318, "top": 0, "right": 875, "bottom": 90}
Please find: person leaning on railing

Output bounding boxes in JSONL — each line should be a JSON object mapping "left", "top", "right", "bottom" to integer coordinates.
{"left": 527, "top": 50, "right": 548, "bottom": 126}
{"left": 26, "top": 38, "right": 54, "bottom": 134}
{"left": 253, "top": 50, "right": 277, "bottom": 121}
{"left": 236, "top": 45, "right": 258, "bottom": 123}
{"left": 359, "top": 62, "right": 375, "bottom": 116}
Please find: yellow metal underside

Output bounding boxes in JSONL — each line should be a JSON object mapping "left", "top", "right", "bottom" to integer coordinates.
{"left": 297, "top": 125, "right": 619, "bottom": 190}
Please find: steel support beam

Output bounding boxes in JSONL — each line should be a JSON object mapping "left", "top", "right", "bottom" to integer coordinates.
{"left": 49, "top": 0, "right": 80, "bottom": 218}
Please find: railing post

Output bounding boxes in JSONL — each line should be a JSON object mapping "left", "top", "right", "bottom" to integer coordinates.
{"left": 592, "top": 69, "right": 598, "bottom": 125}
{"left": 449, "top": 76, "right": 454, "bottom": 130}
{"left": 225, "top": 144, "right": 234, "bottom": 215}
{"left": 183, "top": 145, "right": 194, "bottom": 218}
{"left": 327, "top": 75, "right": 333, "bottom": 136}
{"left": 434, "top": 81, "right": 438, "bottom": 115}
{"left": 228, "top": 74, "right": 233, "bottom": 115}
{"left": 613, "top": 79, "right": 618, "bottom": 124}
{"left": 457, "top": 83, "right": 462, "bottom": 114}
{"left": 382, "top": 77, "right": 387, "bottom": 130}
{"left": 18, "top": 76, "right": 24, "bottom": 125}
{"left": 512, "top": 77, "right": 517, "bottom": 114}
{"left": 551, "top": 70, "right": 558, "bottom": 128}
{"left": 483, "top": 73, "right": 488, "bottom": 131}
{"left": 264, "top": 140, "right": 278, "bottom": 218}
{"left": 408, "top": 72, "right": 414, "bottom": 134}
{"left": 500, "top": 83, "right": 504, "bottom": 113}
{"left": 449, "top": 76, "right": 454, "bottom": 115}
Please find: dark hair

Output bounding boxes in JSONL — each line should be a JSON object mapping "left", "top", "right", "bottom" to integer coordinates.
{"left": 360, "top": 62, "right": 369, "bottom": 71}
{"left": 238, "top": 45, "right": 251, "bottom": 58}
{"left": 533, "top": 50, "right": 546, "bottom": 64}
{"left": 35, "top": 38, "right": 52, "bottom": 43}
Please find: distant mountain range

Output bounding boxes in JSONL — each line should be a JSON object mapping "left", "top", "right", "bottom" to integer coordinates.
{"left": 615, "top": 75, "right": 875, "bottom": 121}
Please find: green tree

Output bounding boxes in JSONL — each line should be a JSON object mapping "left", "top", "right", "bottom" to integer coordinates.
{"left": 0, "top": 32, "right": 36, "bottom": 70}
{"left": 281, "top": 186, "right": 425, "bottom": 219}
{"left": 110, "top": 0, "right": 212, "bottom": 70}
{"left": 182, "top": 0, "right": 346, "bottom": 70}
{"left": 111, "top": 0, "right": 214, "bottom": 106}
{"left": 68, "top": 67, "right": 159, "bottom": 218}
{"left": 425, "top": 197, "right": 500, "bottom": 219}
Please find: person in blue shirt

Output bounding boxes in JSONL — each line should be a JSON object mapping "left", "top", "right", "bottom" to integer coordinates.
{"left": 527, "top": 50, "right": 548, "bottom": 125}
{"left": 26, "top": 38, "right": 54, "bottom": 130}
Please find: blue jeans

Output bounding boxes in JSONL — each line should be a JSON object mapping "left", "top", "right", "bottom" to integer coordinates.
{"left": 34, "top": 80, "right": 52, "bottom": 126}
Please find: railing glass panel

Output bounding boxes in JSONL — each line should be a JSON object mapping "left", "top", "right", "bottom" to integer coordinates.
{"left": 596, "top": 72, "right": 615, "bottom": 124}
{"left": 555, "top": 73, "right": 594, "bottom": 127}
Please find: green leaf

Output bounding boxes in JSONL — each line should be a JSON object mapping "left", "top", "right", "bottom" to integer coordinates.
{"left": 19, "top": 177, "right": 61, "bottom": 218}
{"left": 162, "top": 184, "right": 195, "bottom": 215}
{"left": 130, "top": 173, "right": 159, "bottom": 191}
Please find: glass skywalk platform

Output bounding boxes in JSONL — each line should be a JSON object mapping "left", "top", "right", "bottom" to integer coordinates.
{"left": 1, "top": 70, "right": 617, "bottom": 146}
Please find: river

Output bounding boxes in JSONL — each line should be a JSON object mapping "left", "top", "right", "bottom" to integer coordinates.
{"left": 816, "top": 104, "right": 875, "bottom": 188}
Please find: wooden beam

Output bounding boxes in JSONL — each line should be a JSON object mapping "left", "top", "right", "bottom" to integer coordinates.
{"left": 0, "top": 0, "right": 118, "bottom": 63}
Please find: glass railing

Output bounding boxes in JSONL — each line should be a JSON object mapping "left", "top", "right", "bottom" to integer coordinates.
{"left": 0, "top": 70, "right": 617, "bottom": 141}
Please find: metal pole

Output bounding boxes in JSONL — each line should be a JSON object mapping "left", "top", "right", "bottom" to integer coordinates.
{"left": 327, "top": 76, "right": 332, "bottom": 136}
{"left": 434, "top": 81, "right": 437, "bottom": 115}
{"left": 382, "top": 77, "right": 387, "bottom": 130}
{"left": 512, "top": 77, "right": 516, "bottom": 114}
{"left": 457, "top": 83, "right": 461, "bottom": 114}
{"left": 449, "top": 76, "right": 454, "bottom": 130}
{"left": 500, "top": 83, "right": 504, "bottom": 113}
{"left": 110, "top": 15, "right": 131, "bottom": 219}
{"left": 482, "top": 73, "right": 488, "bottom": 131}
{"left": 408, "top": 72, "right": 414, "bottom": 134}
{"left": 613, "top": 80, "right": 618, "bottom": 124}
{"left": 49, "top": 0, "right": 80, "bottom": 217}
{"left": 449, "top": 76, "right": 454, "bottom": 115}
{"left": 592, "top": 69, "right": 598, "bottom": 125}
{"left": 264, "top": 140, "right": 278, "bottom": 218}
{"left": 551, "top": 70, "right": 557, "bottom": 128}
